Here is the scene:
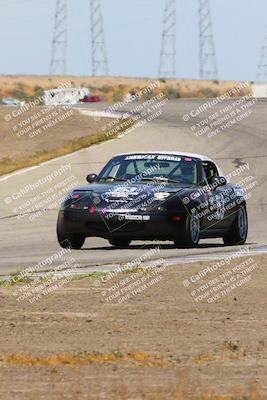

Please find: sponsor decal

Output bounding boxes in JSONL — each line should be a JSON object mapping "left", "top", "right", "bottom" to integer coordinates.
{"left": 124, "top": 154, "right": 182, "bottom": 162}
{"left": 124, "top": 215, "right": 151, "bottom": 221}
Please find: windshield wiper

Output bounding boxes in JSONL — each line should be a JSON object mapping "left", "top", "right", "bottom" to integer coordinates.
{"left": 139, "top": 176, "right": 181, "bottom": 184}
{"left": 98, "top": 176, "right": 127, "bottom": 182}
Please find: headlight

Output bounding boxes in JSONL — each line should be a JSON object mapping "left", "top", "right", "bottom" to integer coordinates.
{"left": 154, "top": 192, "right": 171, "bottom": 200}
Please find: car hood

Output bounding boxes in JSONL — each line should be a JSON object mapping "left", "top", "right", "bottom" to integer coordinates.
{"left": 72, "top": 182, "right": 190, "bottom": 195}
{"left": 69, "top": 182, "right": 194, "bottom": 208}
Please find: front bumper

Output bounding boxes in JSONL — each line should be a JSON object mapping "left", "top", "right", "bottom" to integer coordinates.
{"left": 59, "top": 207, "right": 186, "bottom": 240}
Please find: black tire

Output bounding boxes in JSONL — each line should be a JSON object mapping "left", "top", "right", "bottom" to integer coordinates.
{"left": 57, "top": 217, "right": 85, "bottom": 250}
{"left": 223, "top": 205, "right": 248, "bottom": 246}
{"left": 174, "top": 212, "right": 200, "bottom": 248}
{"left": 109, "top": 238, "right": 131, "bottom": 248}
{"left": 58, "top": 234, "right": 85, "bottom": 249}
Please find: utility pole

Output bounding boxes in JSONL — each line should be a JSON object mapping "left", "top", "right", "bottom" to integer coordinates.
{"left": 159, "top": 0, "right": 176, "bottom": 78}
{"left": 257, "top": 27, "right": 267, "bottom": 81}
{"left": 90, "top": 0, "right": 109, "bottom": 76}
{"left": 50, "top": 0, "right": 67, "bottom": 75}
{"left": 199, "top": 0, "right": 218, "bottom": 80}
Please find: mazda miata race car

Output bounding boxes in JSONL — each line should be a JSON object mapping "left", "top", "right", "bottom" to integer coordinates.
{"left": 57, "top": 152, "right": 248, "bottom": 249}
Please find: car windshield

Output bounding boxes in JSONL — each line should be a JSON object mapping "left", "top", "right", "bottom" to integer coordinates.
{"left": 97, "top": 154, "right": 199, "bottom": 185}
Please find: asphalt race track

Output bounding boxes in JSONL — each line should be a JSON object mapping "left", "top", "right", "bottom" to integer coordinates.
{"left": 0, "top": 99, "right": 266, "bottom": 274}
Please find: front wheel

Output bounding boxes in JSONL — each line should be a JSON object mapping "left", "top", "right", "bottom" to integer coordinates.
{"left": 58, "top": 234, "right": 85, "bottom": 249}
{"left": 223, "top": 205, "right": 248, "bottom": 246}
{"left": 109, "top": 238, "right": 131, "bottom": 248}
{"left": 57, "top": 217, "right": 85, "bottom": 249}
{"left": 174, "top": 212, "right": 200, "bottom": 248}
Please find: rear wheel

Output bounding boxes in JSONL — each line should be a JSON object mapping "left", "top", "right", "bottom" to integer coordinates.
{"left": 223, "top": 205, "right": 248, "bottom": 246}
{"left": 174, "top": 212, "right": 200, "bottom": 248}
{"left": 109, "top": 238, "right": 131, "bottom": 248}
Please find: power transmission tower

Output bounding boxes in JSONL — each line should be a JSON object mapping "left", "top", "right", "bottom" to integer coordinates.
{"left": 159, "top": 0, "right": 176, "bottom": 78}
{"left": 257, "top": 27, "right": 267, "bottom": 81}
{"left": 90, "top": 0, "right": 109, "bottom": 76}
{"left": 50, "top": 0, "right": 67, "bottom": 75}
{"left": 199, "top": 0, "right": 218, "bottom": 80}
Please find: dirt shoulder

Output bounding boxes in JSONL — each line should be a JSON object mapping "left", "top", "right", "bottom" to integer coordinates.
{"left": 0, "top": 254, "right": 266, "bottom": 399}
{"left": 0, "top": 106, "right": 126, "bottom": 176}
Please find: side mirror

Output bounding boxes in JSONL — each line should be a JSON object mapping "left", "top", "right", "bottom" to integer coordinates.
{"left": 210, "top": 176, "right": 227, "bottom": 189}
{"left": 86, "top": 173, "right": 98, "bottom": 183}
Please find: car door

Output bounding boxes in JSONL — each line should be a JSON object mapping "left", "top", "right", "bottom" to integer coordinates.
{"left": 202, "top": 161, "right": 232, "bottom": 231}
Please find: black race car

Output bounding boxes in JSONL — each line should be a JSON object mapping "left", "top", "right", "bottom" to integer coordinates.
{"left": 57, "top": 152, "right": 248, "bottom": 249}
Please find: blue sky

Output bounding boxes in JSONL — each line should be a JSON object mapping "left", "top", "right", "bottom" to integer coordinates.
{"left": 0, "top": 0, "right": 266, "bottom": 80}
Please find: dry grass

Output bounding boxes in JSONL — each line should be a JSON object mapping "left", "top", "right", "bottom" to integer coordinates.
{"left": 0, "top": 127, "right": 124, "bottom": 176}
{"left": 0, "top": 75, "right": 252, "bottom": 101}
{"left": 0, "top": 348, "right": 264, "bottom": 400}
{"left": 0, "top": 342, "right": 250, "bottom": 368}
{"left": 0, "top": 104, "right": 133, "bottom": 175}
{"left": 0, "top": 351, "right": 264, "bottom": 399}
{"left": 0, "top": 351, "right": 157, "bottom": 367}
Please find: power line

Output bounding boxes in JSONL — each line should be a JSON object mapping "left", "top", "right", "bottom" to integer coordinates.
{"left": 50, "top": 0, "right": 67, "bottom": 75}
{"left": 159, "top": 0, "right": 176, "bottom": 78}
{"left": 199, "top": 0, "right": 218, "bottom": 80}
{"left": 90, "top": 0, "right": 109, "bottom": 76}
